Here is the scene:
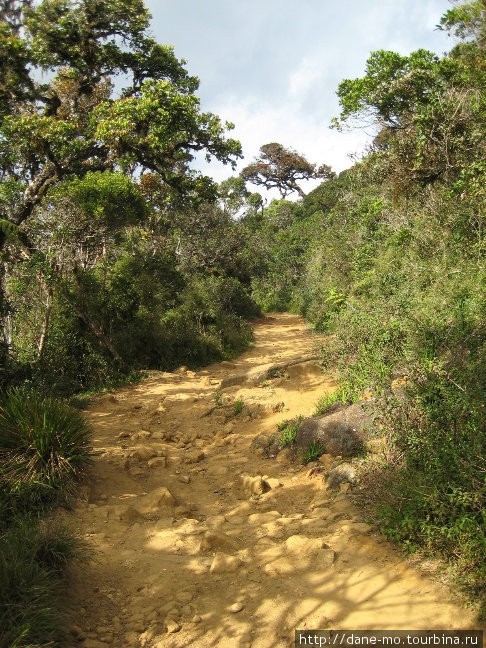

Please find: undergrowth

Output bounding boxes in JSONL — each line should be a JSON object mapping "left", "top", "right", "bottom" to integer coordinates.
{"left": 277, "top": 415, "right": 304, "bottom": 447}
{"left": 0, "top": 389, "right": 92, "bottom": 647}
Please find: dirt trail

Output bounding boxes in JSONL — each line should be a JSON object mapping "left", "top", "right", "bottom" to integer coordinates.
{"left": 66, "top": 314, "right": 479, "bottom": 648}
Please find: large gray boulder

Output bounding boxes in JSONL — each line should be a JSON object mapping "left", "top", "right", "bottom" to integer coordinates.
{"left": 296, "top": 402, "right": 374, "bottom": 457}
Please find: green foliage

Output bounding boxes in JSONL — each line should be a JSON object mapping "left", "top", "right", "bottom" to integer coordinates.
{"left": 233, "top": 399, "right": 244, "bottom": 416}
{"left": 55, "top": 171, "right": 148, "bottom": 229}
{"left": 278, "top": 416, "right": 304, "bottom": 447}
{"left": 0, "top": 516, "right": 83, "bottom": 648}
{"left": 303, "top": 440, "right": 323, "bottom": 464}
{"left": 314, "top": 387, "right": 352, "bottom": 416}
{"left": 240, "top": 142, "right": 334, "bottom": 199}
{"left": 0, "top": 389, "right": 93, "bottom": 494}
{"left": 245, "top": 1, "right": 486, "bottom": 608}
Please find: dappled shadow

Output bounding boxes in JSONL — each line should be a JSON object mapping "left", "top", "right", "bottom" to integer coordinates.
{"left": 62, "top": 314, "right": 481, "bottom": 648}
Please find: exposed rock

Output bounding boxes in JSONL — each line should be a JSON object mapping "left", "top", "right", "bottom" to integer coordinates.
{"left": 147, "top": 456, "right": 167, "bottom": 468}
{"left": 176, "top": 590, "right": 194, "bottom": 603}
{"left": 126, "top": 620, "right": 145, "bottom": 633}
{"left": 263, "top": 477, "right": 282, "bottom": 490}
{"left": 199, "top": 530, "right": 239, "bottom": 553}
{"left": 105, "top": 505, "right": 142, "bottom": 524}
{"left": 248, "top": 511, "right": 281, "bottom": 525}
{"left": 209, "top": 552, "right": 242, "bottom": 573}
{"left": 296, "top": 402, "right": 373, "bottom": 457}
{"left": 165, "top": 619, "right": 181, "bottom": 633}
{"left": 131, "top": 446, "right": 157, "bottom": 462}
{"left": 137, "top": 487, "right": 175, "bottom": 514}
{"left": 230, "top": 602, "right": 244, "bottom": 613}
{"left": 316, "top": 548, "right": 335, "bottom": 568}
{"left": 235, "top": 474, "right": 264, "bottom": 499}
{"left": 327, "top": 463, "right": 357, "bottom": 489}
{"left": 275, "top": 447, "right": 294, "bottom": 464}
{"left": 318, "top": 453, "right": 334, "bottom": 470}
{"left": 81, "top": 640, "right": 110, "bottom": 648}
{"left": 71, "top": 626, "right": 87, "bottom": 641}
{"left": 99, "top": 633, "right": 113, "bottom": 644}
{"left": 285, "top": 535, "right": 328, "bottom": 555}
{"left": 131, "top": 430, "right": 151, "bottom": 441}
{"left": 185, "top": 450, "right": 205, "bottom": 464}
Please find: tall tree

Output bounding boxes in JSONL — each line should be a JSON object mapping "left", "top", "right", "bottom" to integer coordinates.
{"left": 0, "top": 0, "right": 241, "bottom": 233}
{"left": 240, "top": 142, "right": 334, "bottom": 199}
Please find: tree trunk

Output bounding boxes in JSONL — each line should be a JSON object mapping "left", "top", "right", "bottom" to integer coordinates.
{"left": 37, "top": 284, "right": 52, "bottom": 363}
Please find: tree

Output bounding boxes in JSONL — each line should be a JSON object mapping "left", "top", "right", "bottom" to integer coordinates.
{"left": 0, "top": 0, "right": 241, "bottom": 234}
{"left": 240, "top": 142, "right": 334, "bottom": 199}
{"left": 333, "top": 45, "right": 486, "bottom": 188}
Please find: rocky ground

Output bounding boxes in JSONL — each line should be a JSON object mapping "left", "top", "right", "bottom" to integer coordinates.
{"left": 63, "top": 314, "right": 479, "bottom": 648}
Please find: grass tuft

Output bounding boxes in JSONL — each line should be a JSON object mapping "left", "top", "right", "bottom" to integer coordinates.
{"left": 0, "top": 388, "right": 93, "bottom": 495}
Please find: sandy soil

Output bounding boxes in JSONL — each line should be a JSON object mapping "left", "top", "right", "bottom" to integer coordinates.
{"left": 64, "top": 314, "right": 480, "bottom": 648}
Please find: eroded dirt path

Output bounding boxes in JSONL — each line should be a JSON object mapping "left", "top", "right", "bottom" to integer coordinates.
{"left": 66, "top": 314, "right": 478, "bottom": 648}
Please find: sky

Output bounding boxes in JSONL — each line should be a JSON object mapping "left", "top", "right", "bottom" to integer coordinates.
{"left": 145, "top": 0, "right": 456, "bottom": 195}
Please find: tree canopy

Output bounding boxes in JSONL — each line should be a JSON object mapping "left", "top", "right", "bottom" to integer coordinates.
{"left": 0, "top": 0, "right": 242, "bottom": 232}
{"left": 240, "top": 142, "right": 334, "bottom": 199}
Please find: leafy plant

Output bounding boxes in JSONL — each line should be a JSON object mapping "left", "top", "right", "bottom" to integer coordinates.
{"left": 278, "top": 415, "right": 304, "bottom": 447}
{"left": 233, "top": 399, "right": 244, "bottom": 416}
{"left": 303, "top": 441, "right": 323, "bottom": 464}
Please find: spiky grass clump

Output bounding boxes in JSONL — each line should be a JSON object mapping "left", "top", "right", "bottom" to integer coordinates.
{"left": 0, "top": 389, "right": 93, "bottom": 494}
{"left": 0, "top": 517, "right": 84, "bottom": 648}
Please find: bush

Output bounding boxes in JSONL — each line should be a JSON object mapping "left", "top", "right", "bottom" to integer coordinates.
{"left": 0, "top": 389, "right": 93, "bottom": 496}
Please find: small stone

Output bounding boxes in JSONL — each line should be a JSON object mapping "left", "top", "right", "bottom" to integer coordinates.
{"left": 131, "top": 446, "right": 157, "bottom": 461}
{"left": 126, "top": 620, "right": 144, "bottom": 633}
{"left": 71, "top": 625, "right": 84, "bottom": 637}
{"left": 230, "top": 602, "right": 244, "bottom": 614}
{"left": 81, "top": 640, "right": 110, "bottom": 648}
{"left": 164, "top": 606, "right": 180, "bottom": 620}
{"left": 105, "top": 505, "right": 142, "bottom": 524}
{"left": 316, "top": 548, "right": 335, "bottom": 568}
{"left": 318, "top": 453, "right": 334, "bottom": 470}
{"left": 131, "top": 430, "right": 151, "bottom": 441}
{"left": 176, "top": 591, "right": 194, "bottom": 604}
{"left": 327, "top": 462, "right": 356, "bottom": 488}
{"left": 151, "top": 431, "right": 165, "bottom": 440}
{"left": 147, "top": 456, "right": 167, "bottom": 468}
{"left": 96, "top": 626, "right": 108, "bottom": 634}
{"left": 166, "top": 619, "right": 181, "bottom": 634}
{"left": 185, "top": 450, "right": 205, "bottom": 464}
{"left": 235, "top": 474, "right": 264, "bottom": 499}
{"left": 181, "top": 605, "right": 194, "bottom": 616}
{"left": 178, "top": 475, "right": 191, "bottom": 484}
{"left": 199, "top": 530, "right": 239, "bottom": 553}
{"left": 275, "top": 447, "right": 293, "bottom": 464}
{"left": 117, "top": 431, "right": 130, "bottom": 439}
{"left": 209, "top": 552, "right": 242, "bottom": 574}
{"left": 192, "top": 615, "right": 202, "bottom": 624}
{"left": 138, "top": 487, "right": 175, "bottom": 514}
{"left": 99, "top": 634, "right": 113, "bottom": 644}
{"left": 263, "top": 477, "right": 282, "bottom": 490}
